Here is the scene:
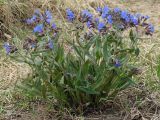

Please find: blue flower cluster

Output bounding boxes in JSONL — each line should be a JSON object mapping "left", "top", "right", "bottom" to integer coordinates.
{"left": 25, "top": 9, "right": 57, "bottom": 51}
{"left": 66, "top": 6, "right": 154, "bottom": 35}
{"left": 3, "top": 7, "right": 155, "bottom": 54}
{"left": 26, "top": 9, "right": 57, "bottom": 35}
{"left": 81, "top": 10, "right": 93, "bottom": 22}
{"left": 101, "top": 6, "right": 110, "bottom": 19}
{"left": 63, "top": 6, "right": 155, "bottom": 68}
{"left": 3, "top": 42, "right": 17, "bottom": 54}
{"left": 121, "top": 11, "right": 130, "bottom": 22}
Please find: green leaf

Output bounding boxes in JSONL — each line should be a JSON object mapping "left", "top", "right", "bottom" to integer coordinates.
{"left": 72, "top": 45, "right": 85, "bottom": 62}
{"left": 157, "top": 58, "right": 160, "bottom": 79}
{"left": 135, "top": 48, "right": 140, "bottom": 56}
{"left": 103, "top": 39, "right": 111, "bottom": 63}
{"left": 129, "top": 29, "right": 136, "bottom": 43}
{"left": 117, "top": 77, "right": 135, "bottom": 90}
{"left": 77, "top": 86, "right": 99, "bottom": 95}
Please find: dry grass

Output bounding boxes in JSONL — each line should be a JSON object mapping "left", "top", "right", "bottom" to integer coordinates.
{"left": 0, "top": 0, "right": 160, "bottom": 119}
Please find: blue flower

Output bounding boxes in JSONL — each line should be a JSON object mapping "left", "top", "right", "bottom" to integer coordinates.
{"left": 148, "top": 24, "right": 154, "bottom": 33}
{"left": 114, "top": 8, "right": 121, "bottom": 13}
{"left": 97, "top": 22, "right": 106, "bottom": 32}
{"left": 114, "top": 59, "right": 121, "bottom": 67}
{"left": 48, "top": 39, "right": 54, "bottom": 49}
{"left": 34, "top": 9, "right": 44, "bottom": 21}
{"left": 45, "top": 10, "right": 53, "bottom": 19}
{"left": 86, "top": 21, "right": 92, "bottom": 28}
{"left": 121, "top": 10, "right": 128, "bottom": 18}
{"left": 51, "top": 23, "right": 57, "bottom": 30}
{"left": 3, "top": 42, "right": 11, "bottom": 54}
{"left": 81, "top": 10, "right": 93, "bottom": 21}
{"left": 96, "top": 7, "right": 102, "bottom": 13}
{"left": 107, "top": 15, "right": 113, "bottom": 24}
{"left": 46, "top": 19, "right": 52, "bottom": 24}
{"left": 33, "top": 24, "right": 44, "bottom": 33}
{"left": 103, "top": 6, "right": 110, "bottom": 14}
{"left": 135, "top": 13, "right": 141, "bottom": 18}
{"left": 40, "top": 14, "right": 44, "bottom": 21}
{"left": 101, "top": 6, "right": 110, "bottom": 18}
{"left": 130, "top": 15, "right": 138, "bottom": 25}
{"left": 125, "top": 16, "right": 130, "bottom": 22}
{"left": 101, "top": 13, "right": 107, "bottom": 19}
{"left": 53, "top": 32, "right": 57, "bottom": 37}
{"left": 94, "top": 18, "right": 99, "bottom": 24}
{"left": 45, "top": 10, "right": 53, "bottom": 24}
{"left": 26, "top": 15, "right": 37, "bottom": 24}
{"left": 66, "top": 8, "right": 75, "bottom": 22}
{"left": 121, "top": 10, "right": 130, "bottom": 22}
{"left": 143, "top": 15, "right": 150, "bottom": 20}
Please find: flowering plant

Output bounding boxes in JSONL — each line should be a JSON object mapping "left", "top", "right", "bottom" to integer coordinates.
{"left": 4, "top": 6, "right": 154, "bottom": 112}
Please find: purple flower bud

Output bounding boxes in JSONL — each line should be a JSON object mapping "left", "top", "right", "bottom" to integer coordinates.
{"left": 48, "top": 39, "right": 54, "bottom": 49}
{"left": 130, "top": 15, "right": 138, "bottom": 25}
{"left": 135, "top": 13, "right": 141, "bottom": 19}
{"left": 3, "top": 42, "right": 11, "bottom": 54}
{"left": 107, "top": 15, "right": 113, "bottom": 24}
{"left": 66, "top": 8, "right": 75, "bottom": 22}
{"left": 114, "top": 8, "right": 121, "bottom": 13}
{"left": 46, "top": 19, "right": 52, "bottom": 24}
{"left": 121, "top": 10, "right": 127, "bottom": 18}
{"left": 34, "top": 9, "right": 41, "bottom": 14}
{"left": 148, "top": 24, "right": 154, "bottom": 33}
{"left": 143, "top": 15, "right": 150, "bottom": 20}
{"left": 115, "top": 59, "right": 121, "bottom": 67}
{"left": 121, "top": 11, "right": 130, "bottom": 22}
{"left": 34, "top": 10, "right": 44, "bottom": 21}
{"left": 53, "top": 32, "right": 57, "bottom": 37}
{"left": 101, "top": 6, "right": 110, "bottom": 19}
{"left": 45, "top": 10, "right": 53, "bottom": 24}
{"left": 97, "top": 22, "right": 106, "bottom": 32}
{"left": 51, "top": 23, "right": 57, "bottom": 30}
{"left": 95, "top": 18, "right": 99, "bottom": 24}
{"left": 26, "top": 15, "right": 37, "bottom": 24}
{"left": 81, "top": 10, "right": 93, "bottom": 21}
{"left": 86, "top": 21, "right": 93, "bottom": 28}
{"left": 96, "top": 7, "right": 102, "bottom": 13}
{"left": 45, "top": 10, "right": 53, "bottom": 19}
{"left": 26, "top": 19, "right": 34, "bottom": 24}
